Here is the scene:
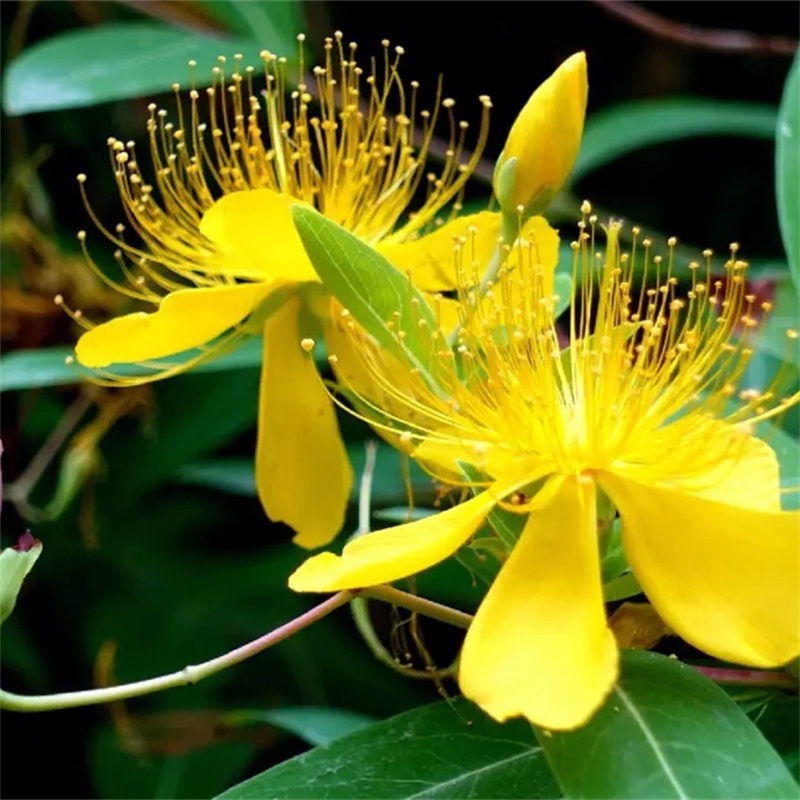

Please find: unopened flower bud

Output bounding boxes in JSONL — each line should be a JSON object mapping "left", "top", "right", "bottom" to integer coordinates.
{"left": 0, "top": 533, "right": 43, "bottom": 625}
{"left": 493, "top": 52, "right": 588, "bottom": 218}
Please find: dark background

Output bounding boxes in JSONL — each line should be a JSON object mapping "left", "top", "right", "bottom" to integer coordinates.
{"left": 1, "top": 2, "right": 798, "bottom": 798}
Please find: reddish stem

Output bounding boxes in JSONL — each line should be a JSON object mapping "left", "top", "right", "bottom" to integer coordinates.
{"left": 593, "top": 0, "right": 797, "bottom": 57}
{"left": 693, "top": 666, "right": 798, "bottom": 691}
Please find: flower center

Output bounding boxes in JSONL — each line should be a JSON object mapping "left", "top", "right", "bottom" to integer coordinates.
{"left": 332, "top": 204, "right": 799, "bottom": 487}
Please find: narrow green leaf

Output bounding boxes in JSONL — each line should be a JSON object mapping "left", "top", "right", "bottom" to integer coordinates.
{"left": 0, "top": 338, "right": 264, "bottom": 393}
{"left": 776, "top": 52, "right": 800, "bottom": 295}
{"left": 225, "top": 707, "right": 376, "bottom": 747}
{"left": 1, "top": 23, "right": 281, "bottom": 115}
{"left": 291, "top": 206, "right": 438, "bottom": 381}
{"left": 538, "top": 650, "right": 799, "bottom": 799}
{"left": 573, "top": 99, "right": 778, "bottom": 182}
{"left": 217, "top": 698, "right": 559, "bottom": 799}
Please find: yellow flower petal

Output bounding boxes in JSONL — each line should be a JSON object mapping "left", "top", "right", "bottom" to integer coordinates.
{"left": 75, "top": 282, "right": 272, "bottom": 368}
{"left": 378, "top": 212, "right": 501, "bottom": 293}
{"left": 431, "top": 215, "right": 560, "bottom": 337}
{"left": 323, "top": 298, "right": 436, "bottom": 452}
{"left": 256, "top": 298, "right": 352, "bottom": 549}
{"left": 289, "top": 474, "right": 533, "bottom": 592}
{"left": 599, "top": 470, "right": 800, "bottom": 667}
{"left": 379, "top": 214, "right": 559, "bottom": 296}
{"left": 509, "top": 215, "right": 561, "bottom": 298}
{"left": 324, "top": 298, "right": 396, "bottom": 406}
{"left": 413, "top": 434, "right": 554, "bottom": 486}
{"left": 459, "top": 475, "right": 617, "bottom": 730}
{"left": 436, "top": 296, "right": 461, "bottom": 334}
{"left": 199, "top": 189, "right": 319, "bottom": 283}
{"left": 671, "top": 431, "right": 781, "bottom": 512}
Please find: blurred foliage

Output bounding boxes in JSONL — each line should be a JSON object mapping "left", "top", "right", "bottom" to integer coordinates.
{"left": 1, "top": 2, "right": 798, "bottom": 798}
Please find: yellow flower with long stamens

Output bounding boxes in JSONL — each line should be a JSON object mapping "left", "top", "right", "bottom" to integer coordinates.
{"left": 289, "top": 205, "right": 800, "bottom": 730}
{"left": 66, "top": 32, "right": 507, "bottom": 548}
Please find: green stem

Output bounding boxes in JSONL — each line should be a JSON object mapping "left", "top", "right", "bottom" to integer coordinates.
{"left": 357, "top": 439, "right": 378, "bottom": 536}
{"left": 361, "top": 585, "right": 474, "bottom": 629}
{"left": 0, "top": 585, "right": 475, "bottom": 713}
{"left": 350, "top": 595, "right": 457, "bottom": 680}
{"left": 0, "top": 591, "right": 353, "bottom": 712}
{"left": 446, "top": 244, "right": 503, "bottom": 347}
{"left": 446, "top": 211, "right": 522, "bottom": 348}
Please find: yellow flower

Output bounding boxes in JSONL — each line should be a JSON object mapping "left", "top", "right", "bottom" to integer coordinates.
{"left": 289, "top": 206, "right": 800, "bottom": 730}
{"left": 66, "top": 33, "right": 496, "bottom": 548}
{"left": 494, "top": 52, "right": 588, "bottom": 217}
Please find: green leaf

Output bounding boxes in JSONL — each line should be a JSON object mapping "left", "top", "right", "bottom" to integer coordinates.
{"left": 755, "top": 278, "right": 800, "bottom": 364}
{"left": 455, "top": 537, "right": 505, "bottom": 589}
{"left": 177, "top": 458, "right": 256, "bottom": 496}
{"left": 537, "top": 650, "right": 799, "bottom": 799}
{"left": 602, "top": 571, "right": 641, "bottom": 602}
{"left": 553, "top": 273, "right": 572, "bottom": 318}
{"left": 0, "top": 338, "right": 264, "bottom": 393}
{"left": 178, "top": 441, "right": 435, "bottom": 506}
{"left": 107, "top": 368, "right": 260, "bottom": 504}
{"left": 776, "top": 52, "right": 800, "bottom": 295}
{"left": 1, "top": 23, "right": 283, "bottom": 115}
{"left": 573, "top": 99, "right": 778, "bottom": 182}
{"left": 216, "top": 0, "right": 305, "bottom": 44}
{"left": 349, "top": 441, "right": 435, "bottom": 506}
{"left": 91, "top": 727, "right": 255, "bottom": 800}
{"left": 217, "top": 698, "right": 559, "bottom": 799}
{"left": 600, "top": 519, "right": 626, "bottom": 583}
{"left": 291, "top": 206, "right": 438, "bottom": 383}
{"left": 760, "top": 419, "right": 800, "bottom": 512}
{"left": 748, "top": 696, "right": 800, "bottom": 779}
{"left": 225, "top": 707, "right": 376, "bottom": 747}
{"left": 0, "top": 535, "right": 42, "bottom": 625}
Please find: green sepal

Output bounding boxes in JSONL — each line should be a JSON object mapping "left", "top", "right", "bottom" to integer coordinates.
{"left": 0, "top": 534, "right": 43, "bottom": 625}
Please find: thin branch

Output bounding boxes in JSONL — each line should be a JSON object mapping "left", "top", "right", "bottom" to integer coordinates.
{"left": 693, "top": 666, "right": 798, "bottom": 691}
{"left": 0, "top": 585, "right": 476, "bottom": 712}
{"left": 350, "top": 595, "right": 457, "bottom": 681}
{"left": 357, "top": 440, "right": 378, "bottom": 536}
{"left": 5, "top": 390, "right": 94, "bottom": 506}
{"left": 361, "top": 585, "right": 474, "bottom": 630}
{"left": 593, "top": 0, "right": 797, "bottom": 57}
{"left": 0, "top": 591, "right": 353, "bottom": 712}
